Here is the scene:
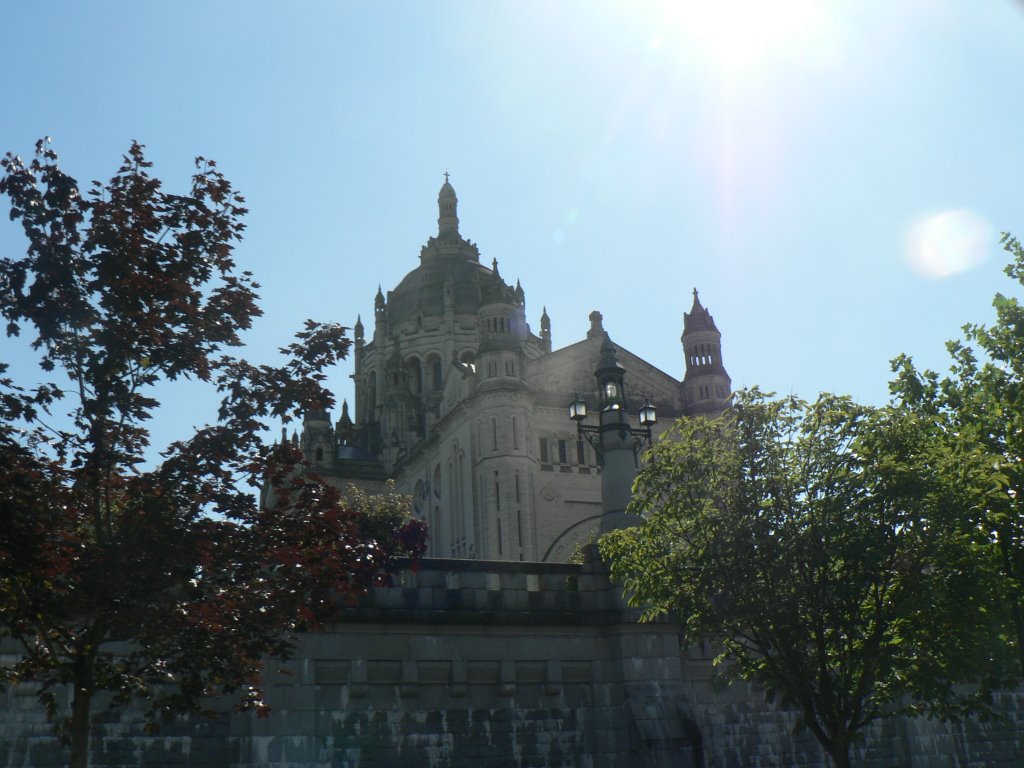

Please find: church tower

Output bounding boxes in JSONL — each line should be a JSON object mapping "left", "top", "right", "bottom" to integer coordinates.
{"left": 300, "top": 402, "right": 335, "bottom": 467}
{"left": 437, "top": 174, "right": 459, "bottom": 239}
{"left": 539, "top": 307, "right": 552, "bottom": 353}
{"left": 473, "top": 261, "right": 535, "bottom": 559}
{"left": 681, "top": 288, "right": 731, "bottom": 416}
{"left": 293, "top": 179, "right": 735, "bottom": 562}
{"left": 476, "top": 261, "right": 528, "bottom": 393}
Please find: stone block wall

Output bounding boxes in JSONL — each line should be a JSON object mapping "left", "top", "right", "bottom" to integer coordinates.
{"left": 678, "top": 643, "right": 1024, "bottom": 768}
{"left": 1, "top": 557, "right": 698, "bottom": 768}
{"left": 2, "top": 556, "right": 1021, "bottom": 767}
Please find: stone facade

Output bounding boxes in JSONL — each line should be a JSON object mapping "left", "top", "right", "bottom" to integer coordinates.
{"left": 6, "top": 181, "right": 1020, "bottom": 767}
{"left": 287, "top": 179, "right": 731, "bottom": 562}
{"left": 3, "top": 555, "right": 1021, "bottom": 767}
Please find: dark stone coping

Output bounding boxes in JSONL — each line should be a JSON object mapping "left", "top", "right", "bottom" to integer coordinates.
{"left": 330, "top": 607, "right": 632, "bottom": 627}
{"left": 395, "top": 557, "right": 583, "bottom": 575}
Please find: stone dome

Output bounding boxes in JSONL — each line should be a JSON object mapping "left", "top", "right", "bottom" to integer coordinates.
{"left": 385, "top": 255, "right": 511, "bottom": 329}
{"left": 381, "top": 176, "right": 516, "bottom": 329}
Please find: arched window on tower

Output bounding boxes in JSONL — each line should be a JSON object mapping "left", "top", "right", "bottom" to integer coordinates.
{"left": 448, "top": 459, "right": 456, "bottom": 554}
{"left": 428, "top": 354, "right": 443, "bottom": 392}
{"left": 406, "top": 357, "right": 423, "bottom": 395}
{"left": 367, "top": 371, "right": 377, "bottom": 413}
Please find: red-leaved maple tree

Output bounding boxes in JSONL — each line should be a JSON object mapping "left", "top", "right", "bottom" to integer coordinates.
{"left": 0, "top": 140, "right": 427, "bottom": 768}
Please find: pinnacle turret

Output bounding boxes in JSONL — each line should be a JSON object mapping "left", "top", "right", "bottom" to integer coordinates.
{"left": 683, "top": 287, "right": 719, "bottom": 333}
{"left": 303, "top": 401, "right": 329, "bottom": 423}
{"left": 438, "top": 174, "right": 459, "bottom": 238}
{"left": 681, "top": 288, "right": 730, "bottom": 416}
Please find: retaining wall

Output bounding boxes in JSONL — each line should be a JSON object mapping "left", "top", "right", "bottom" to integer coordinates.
{"left": 1, "top": 556, "right": 1020, "bottom": 767}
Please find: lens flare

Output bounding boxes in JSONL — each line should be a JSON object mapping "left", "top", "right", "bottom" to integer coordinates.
{"left": 643, "top": 0, "right": 840, "bottom": 77}
{"left": 907, "top": 210, "right": 991, "bottom": 279}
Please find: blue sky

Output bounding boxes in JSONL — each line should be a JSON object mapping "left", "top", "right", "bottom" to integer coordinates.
{"left": 3, "top": 1, "right": 1024, "bottom": 451}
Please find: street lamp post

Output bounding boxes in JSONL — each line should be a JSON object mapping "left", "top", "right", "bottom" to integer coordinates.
{"left": 569, "top": 334, "right": 656, "bottom": 532}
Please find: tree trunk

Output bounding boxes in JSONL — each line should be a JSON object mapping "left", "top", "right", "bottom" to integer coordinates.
{"left": 999, "top": 537, "right": 1024, "bottom": 676}
{"left": 826, "top": 735, "right": 852, "bottom": 768}
{"left": 68, "top": 676, "right": 94, "bottom": 768}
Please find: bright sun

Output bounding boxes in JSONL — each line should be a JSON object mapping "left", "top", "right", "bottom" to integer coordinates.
{"left": 647, "top": 0, "right": 837, "bottom": 78}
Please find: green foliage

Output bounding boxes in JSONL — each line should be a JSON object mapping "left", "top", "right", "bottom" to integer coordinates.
{"left": 891, "top": 232, "right": 1024, "bottom": 678}
{"left": 0, "top": 140, "right": 427, "bottom": 768}
{"left": 341, "top": 481, "right": 424, "bottom": 551}
{"left": 601, "top": 390, "right": 1010, "bottom": 768}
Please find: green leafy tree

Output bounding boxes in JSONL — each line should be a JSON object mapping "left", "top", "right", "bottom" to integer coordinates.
{"left": 892, "top": 232, "right": 1024, "bottom": 676}
{"left": 600, "top": 391, "right": 1008, "bottom": 768}
{"left": 0, "top": 140, "right": 427, "bottom": 768}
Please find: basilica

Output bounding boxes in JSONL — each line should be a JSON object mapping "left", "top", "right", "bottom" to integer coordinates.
{"left": 294, "top": 178, "right": 731, "bottom": 561}
{"left": 8, "top": 182, "right": 1021, "bottom": 768}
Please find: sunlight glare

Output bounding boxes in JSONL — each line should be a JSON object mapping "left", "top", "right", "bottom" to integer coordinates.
{"left": 907, "top": 210, "right": 991, "bottom": 279}
{"left": 649, "top": 0, "right": 838, "bottom": 77}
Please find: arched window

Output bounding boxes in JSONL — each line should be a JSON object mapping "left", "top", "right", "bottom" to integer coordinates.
{"left": 413, "top": 480, "right": 425, "bottom": 515}
{"left": 406, "top": 357, "right": 423, "bottom": 395}
{"left": 448, "top": 460, "right": 456, "bottom": 551}
{"left": 428, "top": 354, "right": 443, "bottom": 391}
{"left": 367, "top": 371, "right": 377, "bottom": 412}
